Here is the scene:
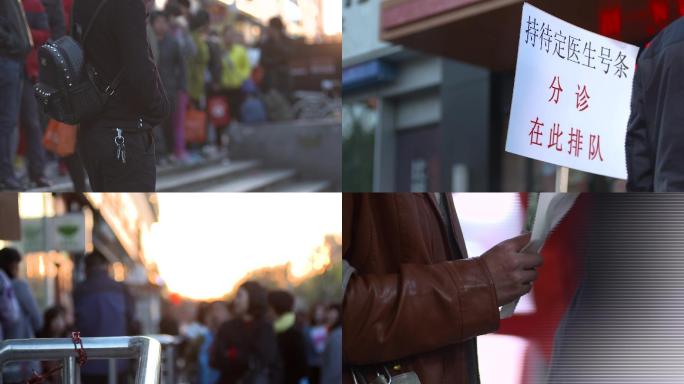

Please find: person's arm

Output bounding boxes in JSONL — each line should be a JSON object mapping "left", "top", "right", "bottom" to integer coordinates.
{"left": 113, "top": 0, "right": 169, "bottom": 125}
{"left": 0, "top": 276, "right": 20, "bottom": 326}
{"left": 0, "top": 16, "right": 21, "bottom": 52}
{"left": 40, "top": 0, "right": 66, "bottom": 40}
{"left": 24, "top": 1, "right": 51, "bottom": 47}
{"left": 342, "top": 194, "right": 500, "bottom": 366}
{"left": 625, "top": 60, "right": 653, "bottom": 192}
{"left": 650, "top": 48, "right": 684, "bottom": 191}
{"left": 14, "top": 280, "right": 43, "bottom": 333}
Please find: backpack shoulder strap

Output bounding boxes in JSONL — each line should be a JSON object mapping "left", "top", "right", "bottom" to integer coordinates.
{"left": 104, "top": 68, "right": 126, "bottom": 96}
{"left": 80, "top": 0, "right": 111, "bottom": 44}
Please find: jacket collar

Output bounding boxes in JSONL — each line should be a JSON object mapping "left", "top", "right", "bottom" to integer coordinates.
{"left": 427, "top": 193, "right": 469, "bottom": 259}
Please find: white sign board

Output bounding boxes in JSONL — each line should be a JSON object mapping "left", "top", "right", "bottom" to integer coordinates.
{"left": 506, "top": 3, "right": 639, "bottom": 180}
{"left": 21, "top": 213, "right": 85, "bottom": 253}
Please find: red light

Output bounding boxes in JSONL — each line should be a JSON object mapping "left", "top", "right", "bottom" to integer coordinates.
{"left": 649, "top": 0, "right": 669, "bottom": 27}
{"left": 599, "top": 7, "right": 622, "bottom": 37}
{"left": 678, "top": 0, "right": 684, "bottom": 15}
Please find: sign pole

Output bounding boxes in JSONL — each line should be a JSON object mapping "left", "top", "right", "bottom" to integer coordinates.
{"left": 555, "top": 166, "right": 569, "bottom": 192}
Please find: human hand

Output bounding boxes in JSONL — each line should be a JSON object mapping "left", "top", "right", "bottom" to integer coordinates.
{"left": 480, "top": 233, "right": 542, "bottom": 306}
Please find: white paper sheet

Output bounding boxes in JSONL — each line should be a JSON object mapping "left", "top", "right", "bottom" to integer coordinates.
{"left": 505, "top": 3, "right": 639, "bottom": 180}
{"left": 499, "top": 193, "right": 579, "bottom": 319}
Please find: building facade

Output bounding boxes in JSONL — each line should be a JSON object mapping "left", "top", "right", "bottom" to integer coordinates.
{"left": 345, "top": 0, "right": 684, "bottom": 191}
{"left": 343, "top": 0, "right": 480, "bottom": 192}
{"left": 379, "top": 0, "right": 684, "bottom": 191}
{"left": 2, "top": 193, "right": 164, "bottom": 334}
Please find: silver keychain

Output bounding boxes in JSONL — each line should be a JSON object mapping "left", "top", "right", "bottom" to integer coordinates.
{"left": 114, "top": 128, "right": 126, "bottom": 164}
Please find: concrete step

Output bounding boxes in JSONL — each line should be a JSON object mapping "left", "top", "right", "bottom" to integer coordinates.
{"left": 156, "top": 160, "right": 262, "bottom": 192}
{"left": 28, "top": 158, "right": 335, "bottom": 193}
{"left": 156, "top": 152, "right": 227, "bottom": 178}
{"left": 30, "top": 180, "right": 77, "bottom": 193}
{"left": 274, "top": 180, "right": 332, "bottom": 192}
{"left": 202, "top": 169, "right": 299, "bottom": 192}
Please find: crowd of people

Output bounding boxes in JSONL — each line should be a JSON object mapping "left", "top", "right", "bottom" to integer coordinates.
{"left": 166, "top": 282, "right": 342, "bottom": 384}
{"left": 0, "top": 0, "right": 299, "bottom": 191}
{"left": 0, "top": 247, "right": 341, "bottom": 384}
{"left": 148, "top": 0, "right": 299, "bottom": 166}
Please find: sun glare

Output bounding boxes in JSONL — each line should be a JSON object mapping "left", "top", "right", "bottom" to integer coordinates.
{"left": 145, "top": 193, "right": 341, "bottom": 300}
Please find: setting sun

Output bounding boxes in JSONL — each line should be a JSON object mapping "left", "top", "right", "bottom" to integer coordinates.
{"left": 144, "top": 193, "right": 341, "bottom": 300}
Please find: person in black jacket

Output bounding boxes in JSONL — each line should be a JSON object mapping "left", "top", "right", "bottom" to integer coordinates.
{"left": 626, "top": 16, "right": 684, "bottom": 192}
{"left": 268, "top": 290, "right": 308, "bottom": 384}
{"left": 211, "top": 281, "right": 282, "bottom": 384}
{"left": 259, "top": 17, "right": 292, "bottom": 100}
{"left": 73, "top": 0, "right": 169, "bottom": 192}
{"left": 150, "top": 11, "right": 186, "bottom": 162}
{"left": 74, "top": 251, "right": 135, "bottom": 383}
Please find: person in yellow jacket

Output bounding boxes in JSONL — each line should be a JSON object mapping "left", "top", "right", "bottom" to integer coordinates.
{"left": 220, "top": 28, "right": 251, "bottom": 89}
{"left": 219, "top": 27, "right": 251, "bottom": 123}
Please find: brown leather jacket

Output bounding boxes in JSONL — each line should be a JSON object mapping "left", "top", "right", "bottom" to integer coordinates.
{"left": 343, "top": 193, "right": 500, "bottom": 384}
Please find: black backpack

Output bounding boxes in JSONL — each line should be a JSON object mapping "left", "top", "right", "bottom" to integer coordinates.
{"left": 34, "top": 0, "right": 123, "bottom": 125}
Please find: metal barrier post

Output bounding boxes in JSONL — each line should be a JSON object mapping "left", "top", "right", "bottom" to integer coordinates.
{"left": 108, "top": 358, "right": 117, "bottom": 384}
{"left": 63, "top": 356, "right": 77, "bottom": 384}
{"left": 0, "top": 336, "right": 161, "bottom": 384}
{"left": 147, "top": 335, "right": 180, "bottom": 384}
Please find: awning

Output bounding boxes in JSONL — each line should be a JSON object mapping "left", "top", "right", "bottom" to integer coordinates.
{"left": 380, "top": 0, "right": 681, "bottom": 71}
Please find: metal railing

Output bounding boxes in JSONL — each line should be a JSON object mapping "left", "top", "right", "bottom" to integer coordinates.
{"left": 146, "top": 335, "right": 181, "bottom": 384}
{"left": 0, "top": 336, "right": 161, "bottom": 384}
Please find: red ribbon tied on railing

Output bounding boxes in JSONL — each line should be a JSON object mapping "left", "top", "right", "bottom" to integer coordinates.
{"left": 71, "top": 331, "right": 88, "bottom": 366}
{"left": 25, "top": 331, "right": 88, "bottom": 384}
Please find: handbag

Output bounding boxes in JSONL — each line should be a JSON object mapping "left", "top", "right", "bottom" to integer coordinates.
{"left": 184, "top": 106, "right": 207, "bottom": 144}
{"left": 43, "top": 119, "right": 77, "bottom": 157}
{"left": 207, "top": 95, "right": 231, "bottom": 127}
{"left": 351, "top": 366, "right": 421, "bottom": 384}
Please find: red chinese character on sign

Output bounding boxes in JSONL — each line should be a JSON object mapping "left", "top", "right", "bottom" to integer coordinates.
{"left": 589, "top": 134, "right": 604, "bottom": 161}
{"left": 568, "top": 128, "right": 583, "bottom": 157}
{"left": 548, "top": 76, "right": 563, "bottom": 104}
{"left": 529, "top": 117, "right": 544, "bottom": 146}
{"left": 576, "top": 85, "right": 590, "bottom": 111}
{"left": 548, "top": 123, "right": 563, "bottom": 151}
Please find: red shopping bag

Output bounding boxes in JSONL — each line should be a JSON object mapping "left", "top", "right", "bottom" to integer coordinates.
{"left": 184, "top": 106, "right": 207, "bottom": 144}
{"left": 207, "top": 96, "right": 231, "bottom": 127}
{"left": 43, "top": 119, "right": 77, "bottom": 157}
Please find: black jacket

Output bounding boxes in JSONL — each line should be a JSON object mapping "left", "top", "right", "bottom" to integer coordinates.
{"left": 0, "top": 0, "right": 32, "bottom": 58}
{"left": 73, "top": 270, "right": 134, "bottom": 375}
{"left": 276, "top": 324, "right": 308, "bottom": 384}
{"left": 210, "top": 318, "right": 282, "bottom": 384}
{"left": 73, "top": 0, "right": 169, "bottom": 126}
{"left": 626, "top": 16, "right": 684, "bottom": 192}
